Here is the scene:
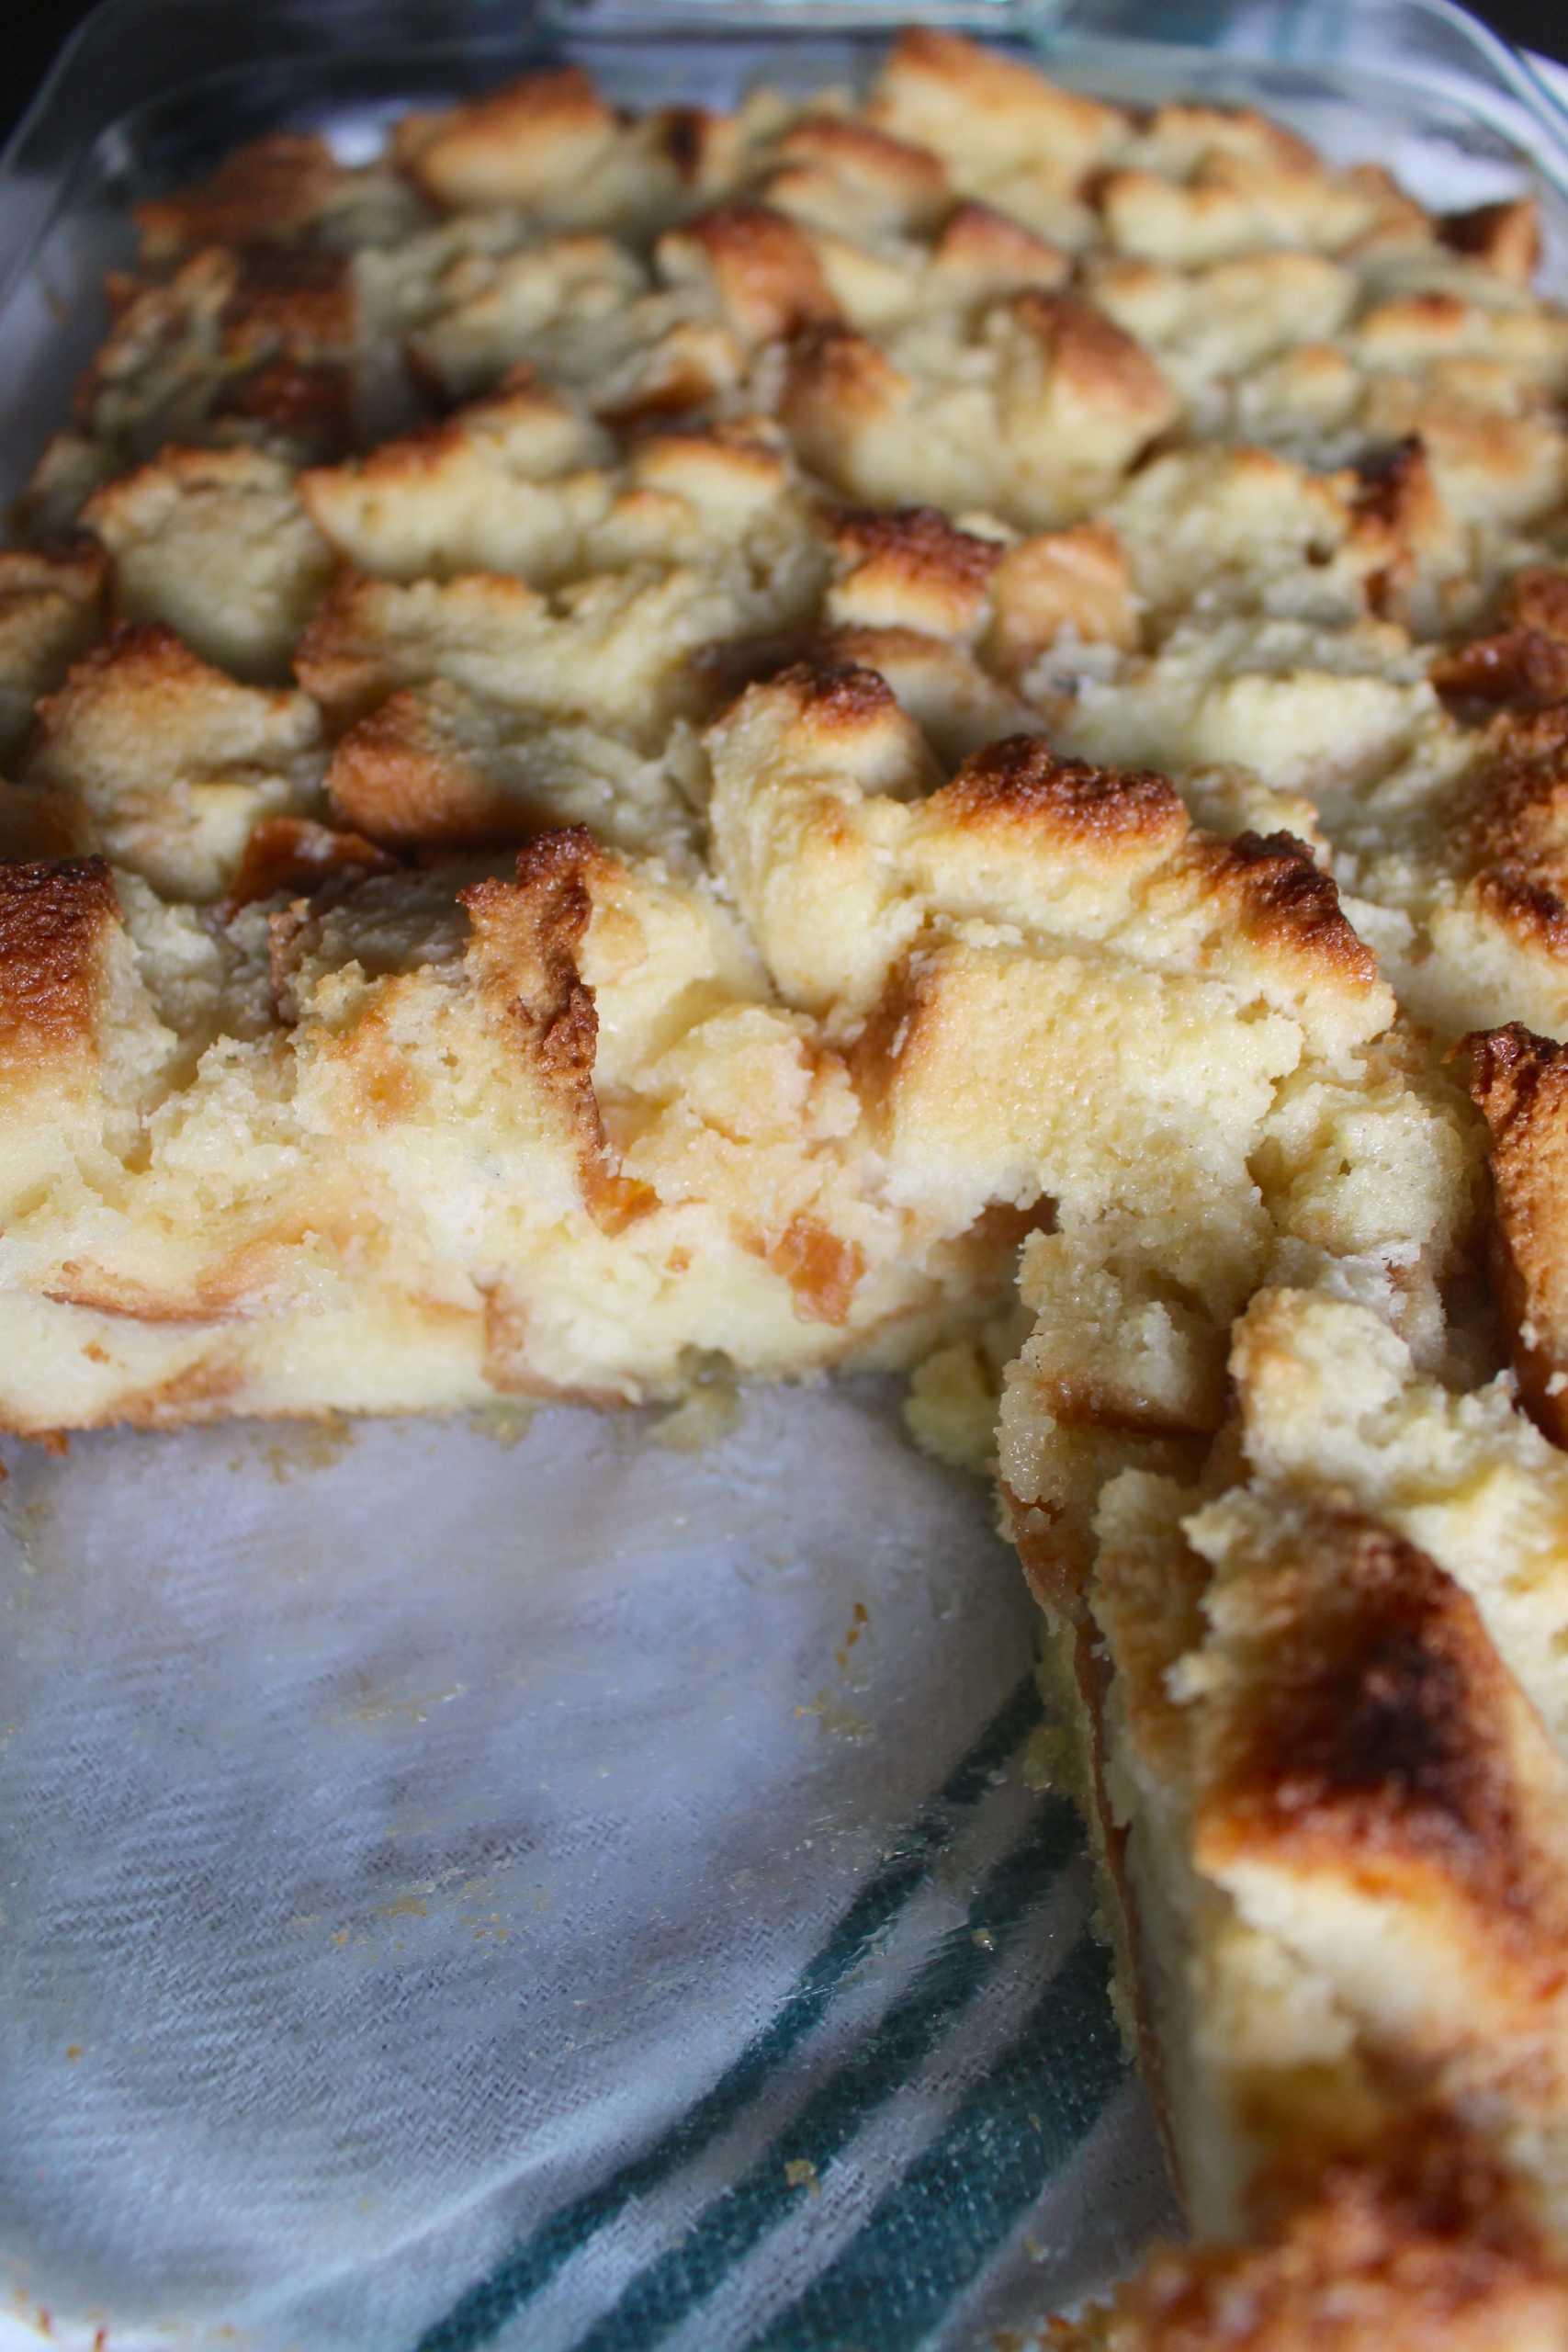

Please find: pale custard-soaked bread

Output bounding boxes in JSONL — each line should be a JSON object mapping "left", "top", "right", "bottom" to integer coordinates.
{"left": 7, "top": 29, "right": 1568, "bottom": 2343}
{"left": 0, "top": 669, "right": 1459, "bottom": 1431}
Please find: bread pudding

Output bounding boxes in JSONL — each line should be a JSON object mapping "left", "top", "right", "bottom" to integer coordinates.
{"left": 7, "top": 26, "right": 1568, "bottom": 2339}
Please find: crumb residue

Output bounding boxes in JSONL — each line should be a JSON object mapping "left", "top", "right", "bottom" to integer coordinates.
{"left": 339, "top": 1679, "right": 465, "bottom": 1728}
{"left": 468, "top": 1403, "right": 539, "bottom": 1449}
{"left": 652, "top": 1372, "right": 741, "bottom": 1452}
{"left": 795, "top": 1687, "right": 871, "bottom": 1741}
{"left": 258, "top": 1417, "right": 355, "bottom": 1483}
{"left": 834, "top": 1599, "right": 869, "bottom": 1672}
{"left": 903, "top": 1339, "right": 999, "bottom": 1475}
{"left": 370, "top": 1892, "right": 430, "bottom": 1921}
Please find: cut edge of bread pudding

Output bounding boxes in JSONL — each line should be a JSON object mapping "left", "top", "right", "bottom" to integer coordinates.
{"left": 7, "top": 25, "right": 1568, "bottom": 2343}
{"left": 1003, "top": 1286, "right": 1568, "bottom": 2342}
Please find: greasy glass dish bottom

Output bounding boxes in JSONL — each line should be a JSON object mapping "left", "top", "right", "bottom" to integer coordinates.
{"left": 0, "top": 1387, "right": 1171, "bottom": 2351}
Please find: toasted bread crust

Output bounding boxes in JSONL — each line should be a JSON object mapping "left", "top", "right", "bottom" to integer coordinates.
{"left": 0, "top": 858, "right": 118, "bottom": 1065}
{"left": 1049, "top": 2125, "right": 1568, "bottom": 2349}
{"left": 1465, "top": 1022, "right": 1568, "bottom": 1445}
{"left": 1197, "top": 1509, "right": 1567, "bottom": 1975}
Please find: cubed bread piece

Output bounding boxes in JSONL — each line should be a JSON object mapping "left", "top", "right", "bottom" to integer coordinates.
{"left": 868, "top": 29, "right": 1125, "bottom": 208}
{"left": 135, "top": 133, "right": 430, "bottom": 263}
{"left": 27, "top": 627, "right": 326, "bottom": 900}
{"left": 402, "top": 227, "right": 746, "bottom": 422}
{"left": 75, "top": 247, "right": 361, "bottom": 467}
{"left": 781, "top": 292, "right": 1174, "bottom": 530}
{"left": 0, "top": 542, "right": 107, "bottom": 763}
{"left": 1094, "top": 153, "right": 1417, "bottom": 268}
{"left": 83, "top": 445, "right": 333, "bottom": 681}
{"left": 392, "top": 68, "right": 713, "bottom": 238}
{"left": 0, "top": 858, "right": 175, "bottom": 1216}
{"left": 296, "top": 555, "right": 801, "bottom": 752}
{"left": 301, "top": 383, "right": 814, "bottom": 603}
{"left": 326, "top": 681, "right": 702, "bottom": 860}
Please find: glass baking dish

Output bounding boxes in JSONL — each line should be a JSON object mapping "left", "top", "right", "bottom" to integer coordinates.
{"left": 1, "top": 6, "right": 1566, "bottom": 2351}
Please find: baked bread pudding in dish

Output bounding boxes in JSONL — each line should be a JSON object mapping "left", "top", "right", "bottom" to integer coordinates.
{"left": 6, "top": 26, "right": 1568, "bottom": 2337}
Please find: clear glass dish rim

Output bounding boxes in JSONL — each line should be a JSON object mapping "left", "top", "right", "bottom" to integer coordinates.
{"left": 6, "top": 0, "right": 1568, "bottom": 203}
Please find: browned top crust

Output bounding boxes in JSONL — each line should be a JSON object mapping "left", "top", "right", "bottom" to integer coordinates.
{"left": 749, "top": 655, "right": 905, "bottom": 746}
{"left": 393, "top": 66, "right": 619, "bottom": 209}
{"left": 828, "top": 503, "right": 1001, "bottom": 589}
{"left": 1435, "top": 570, "right": 1568, "bottom": 711}
{"left": 1348, "top": 435, "right": 1450, "bottom": 619}
{"left": 933, "top": 199, "right": 1067, "bottom": 288}
{"left": 1050, "top": 2120, "right": 1568, "bottom": 2349}
{"left": 71, "top": 244, "right": 360, "bottom": 468}
{"left": 219, "top": 243, "right": 358, "bottom": 360}
{"left": 770, "top": 117, "right": 950, "bottom": 228}
{"left": 937, "top": 733, "right": 1186, "bottom": 846}
{"left": 0, "top": 540, "right": 107, "bottom": 608}
{"left": 1464, "top": 1020, "right": 1568, "bottom": 1445}
{"left": 1209, "top": 829, "right": 1381, "bottom": 991}
{"left": 826, "top": 503, "right": 1002, "bottom": 634}
{"left": 1198, "top": 1509, "right": 1563, "bottom": 1966}
{"left": 1450, "top": 707, "right": 1568, "bottom": 955}
{"left": 661, "top": 203, "right": 840, "bottom": 344}
{"left": 1438, "top": 197, "right": 1542, "bottom": 287}
{"left": 32, "top": 619, "right": 291, "bottom": 753}
{"left": 871, "top": 26, "right": 1126, "bottom": 175}
{"left": 0, "top": 858, "right": 118, "bottom": 1066}
{"left": 134, "top": 134, "right": 387, "bottom": 261}
{"left": 1016, "top": 288, "right": 1175, "bottom": 428}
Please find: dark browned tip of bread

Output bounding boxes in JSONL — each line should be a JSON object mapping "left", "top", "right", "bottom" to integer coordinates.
{"left": 782, "top": 322, "right": 904, "bottom": 413}
{"left": 936, "top": 734, "right": 1185, "bottom": 842}
{"left": 1464, "top": 1017, "right": 1561, "bottom": 1119}
{"left": 674, "top": 204, "right": 840, "bottom": 338}
{"left": 1439, "top": 197, "right": 1542, "bottom": 287}
{"left": 1434, "top": 570, "right": 1568, "bottom": 710}
{"left": 1216, "top": 829, "right": 1380, "bottom": 986}
{"left": 717, "top": 657, "right": 902, "bottom": 739}
{"left": 223, "top": 816, "right": 397, "bottom": 912}
{"left": 829, "top": 502, "right": 1003, "bottom": 589}
{"left": 1462, "top": 1020, "right": 1568, "bottom": 1448}
{"left": 1450, "top": 704, "right": 1568, "bottom": 956}
{"left": 133, "top": 132, "right": 344, "bottom": 261}
{"left": 658, "top": 106, "right": 710, "bottom": 183}
{"left": 0, "top": 856, "right": 118, "bottom": 1062}
{"left": 1064, "top": 2115, "right": 1568, "bottom": 2348}
{"left": 1198, "top": 1506, "right": 1566, "bottom": 1982}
